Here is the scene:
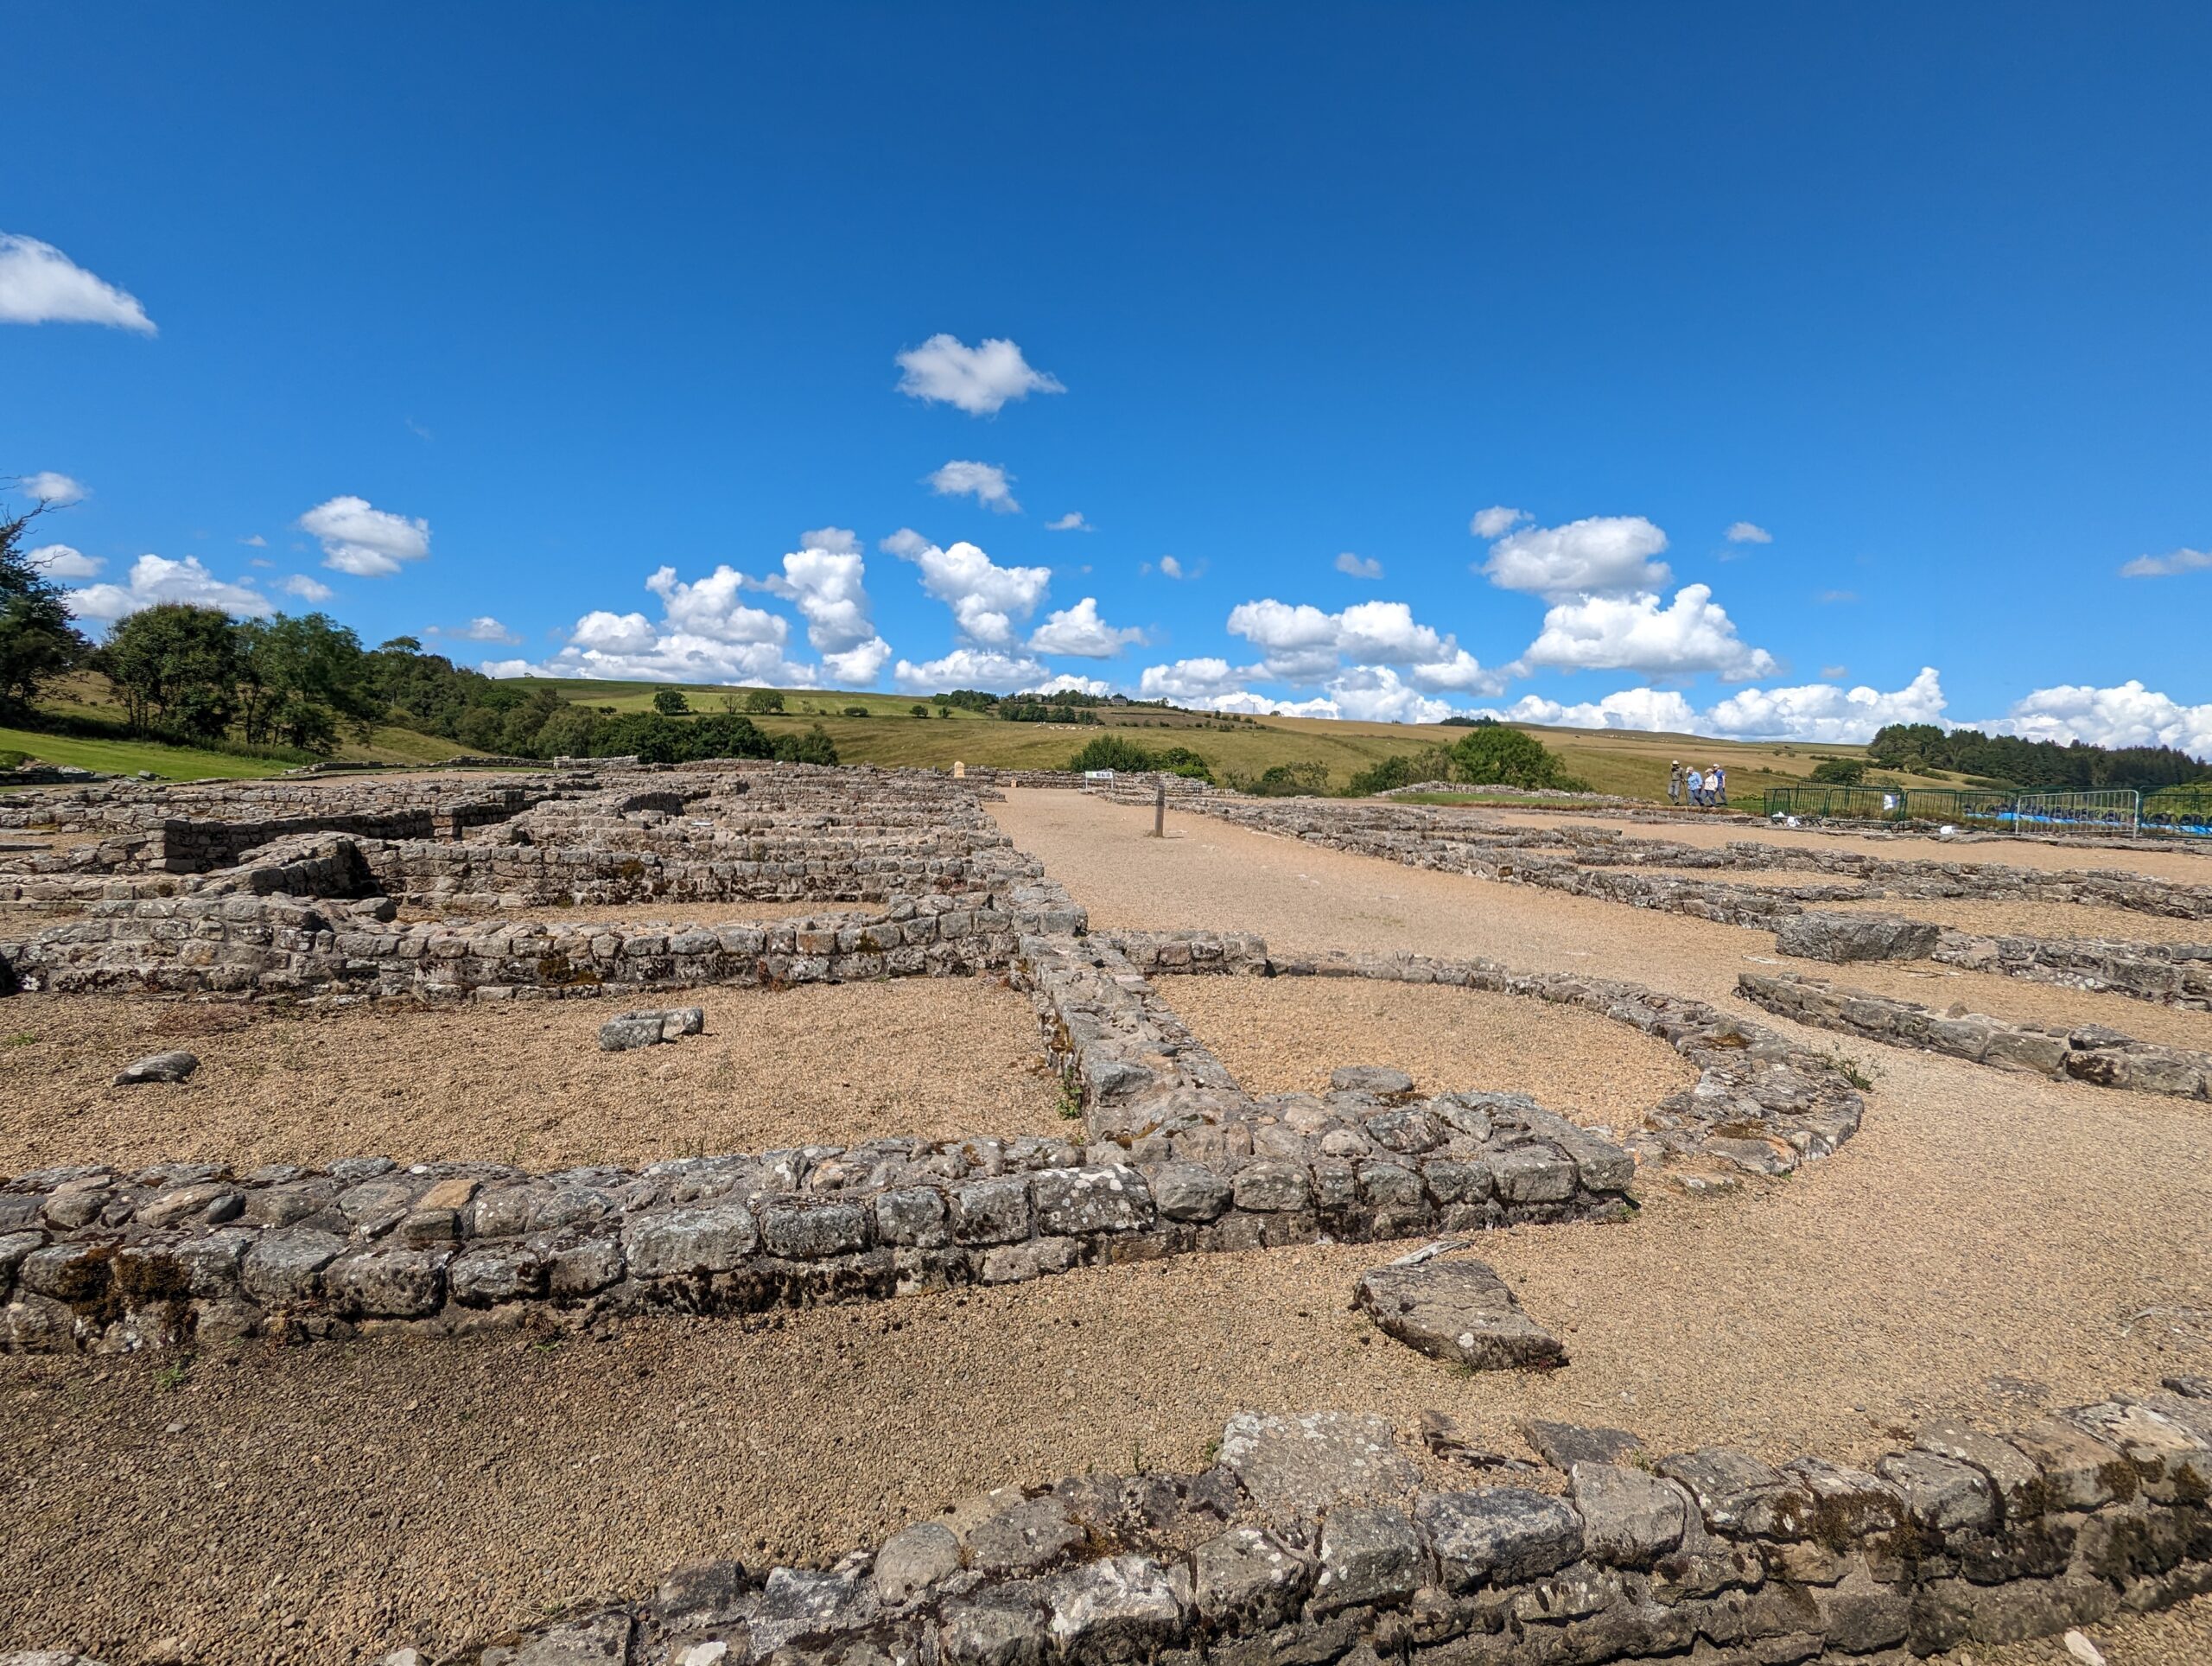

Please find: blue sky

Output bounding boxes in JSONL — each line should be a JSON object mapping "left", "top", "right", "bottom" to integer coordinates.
{"left": 5, "top": 2, "right": 2210, "bottom": 754}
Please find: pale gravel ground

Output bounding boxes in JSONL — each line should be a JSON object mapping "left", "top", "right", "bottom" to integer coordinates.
{"left": 3, "top": 789, "right": 2210, "bottom": 1663}
{"left": 0, "top": 978, "right": 1063, "bottom": 1174}
{"left": 1482, "top": 806, "right": 2212, "bottom": 881}
{"left": 1816, "top": 892, "right": 2212, "bottom": 946}
{"left": 1165, "top": 976, "right": 1694, "bottom": 1127}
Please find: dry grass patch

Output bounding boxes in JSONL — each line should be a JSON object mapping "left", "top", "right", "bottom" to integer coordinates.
{"left": 0, "top": 977, "right": 1063, "bottom": 1173}
{"left": 1164, "top": 975, "right": 1696, "bottom": 1129}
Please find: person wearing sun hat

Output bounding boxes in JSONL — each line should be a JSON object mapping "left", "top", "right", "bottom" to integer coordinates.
{"left": 1668, "top": 760, "right": 1684, "bottom": 805}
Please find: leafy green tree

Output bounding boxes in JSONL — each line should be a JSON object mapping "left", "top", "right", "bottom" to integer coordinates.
{"left": 742, "top": 688, "right": 785, "bottom": 714}
{"left": 593, "top": 711, "right": 693, "bottom": 763}
{"left": 910, "top": 703, "right": 930, "bottom": 718}
{"left": 531, "top": 700, "right": 601, "bottom": 759}
{"left": 690, "top": 712, "right": 777, "bottom": 760}
{"left": 1447, "top": 725, "right": 1588, "bottom": 790}
{"left": 0, "top": 501, "right": 88, "bottom": 709}
{"left": 1151, "top": 746, "right": 1214, "bottom": 782}
{"left": 234, "top": 613, "right": 380, "bottom": 751}
{"left": 772, "top": 723, "right": 839, "bottom": 765}
{"left": 652, "top": 689, "right": 690, "bottom": 715}
{"left": 99, "top": 604, "right": 243, "bottom": 737}
{"left": 1808, "top": 758, "right": 1866, "bottom": 785}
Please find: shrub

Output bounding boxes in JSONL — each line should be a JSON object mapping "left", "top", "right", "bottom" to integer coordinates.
{"left": 1808, "top": 758, "right": 1866, "bottom": 785}
{"left": 1447, "top": 726, "right": 1588, "bottom": 791}
{"left": 911, "top": 703, "right": 930, "bottom": 718}
{"left": 1347, "top": 746, "right": 1454, "bottom": 795}
{"left": 1151, "top": 746, "right": 1214, "bottom": 783}
{"left": 1228, "top": 760, "right": 1329, "bottom": 796}
{"left": 841, "top": 705, "right": 869, "bottom": 717}
{"left": 772, "top": 723, "right": 839, "bottom": 765}
{"left": 1067, "top": 734, "right": 1160, "bottom": 773}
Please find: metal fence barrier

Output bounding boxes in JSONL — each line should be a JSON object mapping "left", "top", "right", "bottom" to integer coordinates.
{"left": 1758, "top": 784, "right": 2200, "bottom": 838}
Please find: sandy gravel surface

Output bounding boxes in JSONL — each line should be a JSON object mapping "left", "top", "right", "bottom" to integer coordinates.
{"left": 1165, "top": 975, "right": 1694, "bottom": 1126}
{"left": 3, "top": 792, "right": 2209, "bottom": 1662}
{"left": 1024, "top": 797, "right": 2212, "bottom": 1053}
{"left": 1935, "top": 1601, "right": 2212, "bottom": 1663}
{"left": 1482, "top": 807, "right": 2212, "bottom": 881}
{"left": 0, "top": 978, "right": 1062, "bottom": 1174}
{"left": 1817, "top": 892, "right": 2212, "bottom": 946}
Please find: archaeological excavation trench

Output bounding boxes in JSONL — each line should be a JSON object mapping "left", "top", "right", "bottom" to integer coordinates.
{"left": 1, "top": 765, "right": 2209, "bottom": 1664}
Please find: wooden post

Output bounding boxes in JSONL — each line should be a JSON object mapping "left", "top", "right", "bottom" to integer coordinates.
{"left": 1154, "top": 779, "right": 1166, "bottom": 837}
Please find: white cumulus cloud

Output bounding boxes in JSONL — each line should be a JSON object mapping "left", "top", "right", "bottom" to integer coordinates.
{"left": 1334, "top": 552, "right": 1383, "bottom": 579}
{"left": 1027, "top": 596, "right": 1144, "bottom": 658}
{"left": 1481, "top": 513, "right": 1671, "bottom": 598}
{"left": 1521, "top": 583, "right": 1777, "bottom": 681}
{"left": 1136, "top": 658, "right": 1251, "bottom": 704}
{"left": 755, "top": 527, "right": 892, "bottom": 683}
{"left": 0, "top": 234, "right": 156, "bottom": 333}
{"left": 893, "top": 646, "right": 1051, "bottom": 694}
{"left": 28, "top": 544, "right": 102, "bottom": 579}
{"left": 1986, "top": 680, "right": 2212, "bottom": 760}
{"left": 280, "top": 574, "right": 336, "bottom": 603}
{"left": 1705, "top": 668, "right": 1947, "bottom": 743}
{"left": 18, "top": 471, "right": 86, "bottom": 505}
{"left": 65, "top": 555, "right": 274, "bottom": 622}
{"left": 1226, "top": 597, "right": 1505, "bottom": 694}
{"left": 1046, "top": 512, "right": 1093, "bottom": 532}
{"left": 1726, "top": 521, "right": 1773, "bottom": 544}
{"left": 2120, "top": 547, "right": 2211, "bottom": 579}
{"left": 1026, "top": 672, "right": 1116, "bottom": 697}
{"left": 298, "top": 495, "right": 431, "bottom": 577}
{"left": 1471, "top": 506, "right": 1529, "bottom": 539}
{"left": 1485, "top": 688, "right": 1702, "bottom": 734}
{"left": 926, "top": 460, "right": 1020, "bottom": 514}
{"left": 895, "top": 334, "right": 1065, "bottom": 415}
{"left": 885, "top": 530, "right": 1051, "bottom": 645}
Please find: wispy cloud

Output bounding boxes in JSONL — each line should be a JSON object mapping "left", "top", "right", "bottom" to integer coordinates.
{"left": 1333, "top": 552, "right": 1383, "bottom": 580}
{"left": 1725, "top": 521, "right": 1773, "bottom": 544}
{"left": 1046, "top": 512, "right": 1093, "bottom": 532}
{"left": 2120, "top": 546, "right": 2211, "bottom": 579}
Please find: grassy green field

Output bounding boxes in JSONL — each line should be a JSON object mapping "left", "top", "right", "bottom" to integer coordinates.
{"left": 518, "top": 676, "right": 1943, "bottom": 801}
{"left": 3, "top": 670, "right": 1950, "bottom": 802}
{"left": 0, "top": 674, "right": 473, "bottom": 785}
{"left": 0, "top": 726, "right": 297, "bottom": 783}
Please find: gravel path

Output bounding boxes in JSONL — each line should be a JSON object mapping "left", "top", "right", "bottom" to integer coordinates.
{"left": 3, "top": 789, "right": 2209, "bottom": 1663}
{"left": 1817, "top": 893, "right": 2212, "bottom": 946}
{"left": 1483, "top": 806, "right": 2212, "bottom": 881}
{"left": 1165, "top": 975, "right": 1694, "bottom": 1126}
{"left": 0, "top": 978, "right": 1063, "bottom": 1173}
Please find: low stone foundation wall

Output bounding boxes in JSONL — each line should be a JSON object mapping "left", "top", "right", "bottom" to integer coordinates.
{"left": 1739, "top": 971, "right": 2212, "bottom": 1100}
{"left": 1935, "top": 931, "right": 2212, "bottom": 1011}
{"left": 353, "top": 1392, "right": 2212, "bottom": 1665}
{"left": 2, "top": 887, "right": 1072, "bottom": 999}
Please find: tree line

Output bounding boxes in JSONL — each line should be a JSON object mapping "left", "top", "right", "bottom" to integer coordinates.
{"left": 1866, "top": 722, "right": 2209, "bottom": 791}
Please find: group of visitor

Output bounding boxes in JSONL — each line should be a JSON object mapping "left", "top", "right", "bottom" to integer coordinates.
{"left": 1667, "top": 760, "right": 1727, "bottom": 808}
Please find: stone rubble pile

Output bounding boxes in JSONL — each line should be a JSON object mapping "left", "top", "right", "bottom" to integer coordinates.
{"left": 599, "top": 1006, "right": 708, "bottom": 1052}
{"left": 1738, "top": 972, "right": 2212, "bottom": 1100}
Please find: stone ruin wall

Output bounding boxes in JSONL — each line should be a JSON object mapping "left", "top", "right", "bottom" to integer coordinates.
{"left": 378, "top": 1389, "right": 2212, "bottom": 1666}
{"left": 1739, "top": 971, "right": 2212, "bottom": 1100}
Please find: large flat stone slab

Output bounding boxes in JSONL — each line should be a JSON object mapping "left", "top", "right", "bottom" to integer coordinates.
{"left": 1352, "top": 1253, "right": 1565, "bottom": 1371}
